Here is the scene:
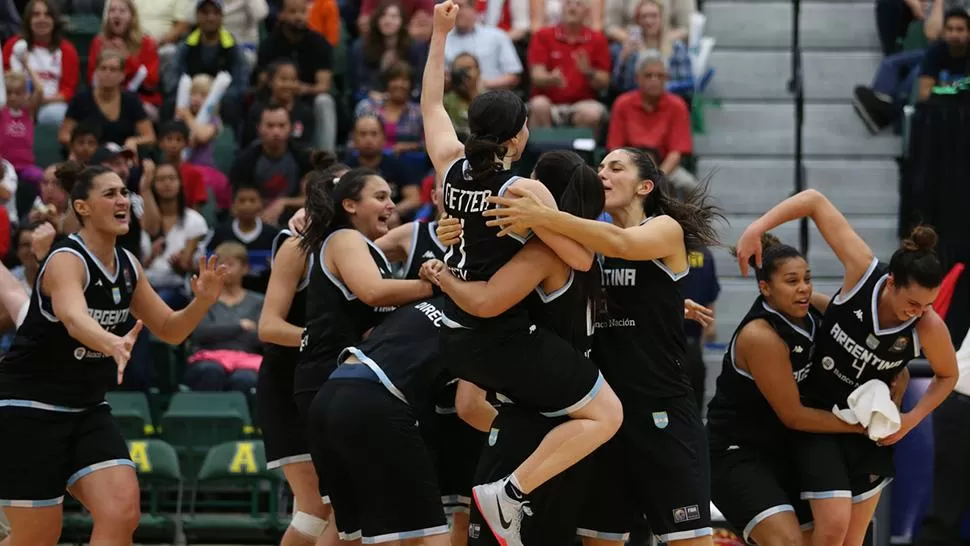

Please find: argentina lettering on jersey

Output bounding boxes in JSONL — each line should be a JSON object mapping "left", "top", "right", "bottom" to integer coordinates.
{"left": 707, "top": 297, "right": 821, "bottom": 450}
{"left": 262, "top": 229, "right": 312, "bottom": 365}
{"left": 803, "top": 259, "right": 920, "bottom": 409}
{"left": 401, "top": 220, "right": 447, "bottom": 281}
{"left": 0, "top": 235, "right": 140, "bottom": 408}
{"left": 295, "top": 229, "right": 396, "bottom": 395}
{"left": 440, "top": 158, "right": 532, "bottom": 327}
{"left": 337, "top": 297, "right": 449, "bottom": 408}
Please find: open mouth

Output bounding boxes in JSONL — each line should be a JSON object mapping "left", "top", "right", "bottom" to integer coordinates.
{"left": 114, "top": 210, "right": 129, "bottom": 223}
{"left": 794, "top": 298, "right": 810, "bottom": 308}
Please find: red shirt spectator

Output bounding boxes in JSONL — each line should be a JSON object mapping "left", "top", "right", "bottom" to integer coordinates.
{"left": 179, "top": 163, "right": 209, "bottom": 209}
{"left": 476, "top": 0, "right": 511, "bottom": 29}
{"left": 527, "top": 24, "right": 610, "bottom": 104}
{"left": 607, "top": 90, "right": 692, "bottom": 158}
{"left": 88, "top": 35, "right": 162, "bottom": 106}
{"left": 2, "top": 36, "right": 80, "bottom": 102}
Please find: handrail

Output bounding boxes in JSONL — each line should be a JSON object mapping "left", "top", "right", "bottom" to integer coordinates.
{"left": 787, "top": 0, "right": 809, "bottom": 255}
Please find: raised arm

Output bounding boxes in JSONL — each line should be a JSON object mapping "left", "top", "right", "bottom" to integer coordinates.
{"left": 258, "top": 238, "right": 307, "bottom": 347}
{"left": 736, "top": 189, "right": 874, "bottom": 295}
{"left": 330, "top": 231, "right": 433, "bottom": 307}
{"left": 421, "top": 1, "right": 465, "bottom": 174}
{"left": 738, "top": 320, "right": 863, "bottom": 434}
{"left": 510, "top": 178, "right": 594, "bottom": 271}
{"left": 130, "top": 256, "right": 227, "bottom": 345}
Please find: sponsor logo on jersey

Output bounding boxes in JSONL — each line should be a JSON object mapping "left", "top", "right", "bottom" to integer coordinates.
{"left": 854, "top": 309, "right": 864, "bottom": 321}
{"left": 652, "top": 411, "right": 669, "bottom": 429}
{"left": 422, "top": 250, "right": 437, "bottom": 259}
{"left": 74, "top": 347, "right": 86, "bottom": 360}
{"left": 822, "top": 356, "right": 835, "bottom": 370}
{"left": 890, "top": 336, "right": 909, "bottom": 353}
{"left": 95, "top": 279, "right": 104, "bottom": 287}
{"left": 414, "top": 300, "right": 445, "bottom": 327}
{"left": 793, "top": 345, "right": 804, "bottom": 353}
{"left": 866, "top": 334, "right": 880, "bottom": 350}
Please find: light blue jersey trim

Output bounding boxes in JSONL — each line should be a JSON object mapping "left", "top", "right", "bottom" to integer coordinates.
{"left": 541, "top": 372, "right": 605, "bottom": 417}
{"left": 66, "top": 459, "right": 135, "bottom": 487}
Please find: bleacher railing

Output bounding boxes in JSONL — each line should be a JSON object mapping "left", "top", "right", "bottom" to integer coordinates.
{"left": 787, "top": 0, "right": 809, "bottom": 254}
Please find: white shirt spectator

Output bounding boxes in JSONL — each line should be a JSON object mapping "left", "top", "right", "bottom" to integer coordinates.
{"left": 135, "top": 0, "right": 190, "bottom": 41}
{"left": 184, "top": 0, "right": 268, "bottom": 47}
{"left": 0, "top": 159, "right": 18, "bottom": 225}
{"left": 953, "top": 328, "right": 970, "bottom": 396}
{"left": 140, "top": 207, "right": 208, "bottom": 287}
{"left": 9, "top": 45, "right": 62, "bottom": 99}
{"left": 445, "top": 24, "right": 523, "bottom": 82}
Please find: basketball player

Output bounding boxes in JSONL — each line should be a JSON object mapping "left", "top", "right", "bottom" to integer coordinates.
{"left": 735, "top": 190, "right": 958, "bottom": 546}
{"left": 423, "top": 5, "right": 623, "bottom": 544}
{"left": 485, "top": 147, "right": 721, "bottom": 546}
{"left": 708, "top": 234, "right": 866, "bottom": 546}
{"left": 0, "top": 162, "right": 226, "bottom": 546}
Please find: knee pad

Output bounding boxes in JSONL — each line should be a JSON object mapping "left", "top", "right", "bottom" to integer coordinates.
{"left": 290, "top": 511, "right": 327, "bottom": 538}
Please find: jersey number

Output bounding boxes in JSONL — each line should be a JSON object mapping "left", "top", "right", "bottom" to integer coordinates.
{"left": 851, "top": 358, "right": 867, "bottom": 380}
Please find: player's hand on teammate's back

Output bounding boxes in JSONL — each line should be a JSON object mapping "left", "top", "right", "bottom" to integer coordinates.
{"left": 112, "top": 320, "right": 144, "bottom": 384}
{"left": 485, "top": 186, "right": 552, "bottom": 236}
{"left": 433, "top": 0, "right": 459, "bottom": 34}
{"left": 436, "top": 215, "right": 462, "bottom": 246}
{"left": 192, "top": 255, "right": 230, "bottom": 305}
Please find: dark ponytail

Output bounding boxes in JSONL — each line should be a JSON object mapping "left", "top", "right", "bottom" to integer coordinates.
{"left": 889, "top": 225, "right": 943, "bottom": 289}
{"left": 465, "top": 90, "right": 527, "bottom": 181}
{"left": 730, "top": 232, "right": 803, "bottom": 283}
{"left": 620, "top": 147, "right": 723, "bottom": 251}
{"left": 299, "top": 167, "right": 378, "bottom": 254}
{"left": 58, "top": 160, "right": 114, "bottom": 226}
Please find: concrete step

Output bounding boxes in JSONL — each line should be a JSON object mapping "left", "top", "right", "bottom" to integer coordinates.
{"left": 700, "top": 158, "right": 899, "bottom": 215}
{"left": 708, "top": 51, "right": 882, "bottom": 100}
{"left": 695, "top": 103, "right": 902, "bottom": 157}
{"left": 705, "top": 1, "right": 881, "bottom": 50}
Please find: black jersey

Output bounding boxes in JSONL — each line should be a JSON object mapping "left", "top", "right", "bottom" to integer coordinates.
{"left": 262, "top": 229, "right": 311, "bottom": 365}
{"left": 296, "top": 229, "right": 395, "bottom": 395}
{"left": 0, "top": 235, "right": 140, "bottom": 408}
{"left": 526, "top": 263, "right": 599, "bottom": 359}
{"left": 401, "top": 220, "right": 447, "bottom": 281}
{"left": 707, "top": 297, "right": 822, "bottom": 450}
{"left": 592, "top": 227, "right": 692, "bottom": 398}
{"left": 440, "top": 158, "right": 530, "bottom": 327}
{"left": 802, "top": 259, "right": 921, "bottom": 410}
{"left": 338, "top": 297, "right": 449, "bottom": 408}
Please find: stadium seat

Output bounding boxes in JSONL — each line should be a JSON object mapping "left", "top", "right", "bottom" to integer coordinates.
{"left": 160, "top": 392, "right": 253, "bottom": 478}
{"left": 127, "top": 439, "right": 184, "bottom": 543}
{"left": 106, "top": 391, "right": 155, "bottom": 438}
{"left": 182, "top": 440, "right": 284, "bottom": 543}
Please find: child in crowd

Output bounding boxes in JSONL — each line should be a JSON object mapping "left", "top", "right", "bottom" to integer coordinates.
{"left": 67, "top": 122, "right": 102, "bottom": 164}
{"left": 203, "top": 184, "right": 279, "bottom": 292}
{"left": 157, "top": 120, "right": 210, "bottom": 209}
{"left": 177, "top": 74, "right": 222, "bottom": 169}
{"left": 0, "top": 72, "right": 42, "bottom": 190}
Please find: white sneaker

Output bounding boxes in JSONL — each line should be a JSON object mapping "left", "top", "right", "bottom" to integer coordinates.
{"left": 472, "top": 480, "right": 529, "bottom": 546}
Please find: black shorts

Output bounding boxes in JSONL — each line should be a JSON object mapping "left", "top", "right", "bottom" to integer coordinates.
{"left": 313, "top": 379, "right": 448, "bottom": 543}
{"left": 440, "top": 322, "right": 603, "bottom": 417}
{"left": 0, "top": 403, "right": 133, "bottom": 506}
{"left": 468, "top": 404, "right": 588, "bottom": 546}
{"left": 710, "top": 438, "right": 813, "bottom": 543}
{"left": 794, "top": 432, "right": 894, "bottom": 503}
{"left": 256, "top": 352, "right": 311, "bottom": 469}
{"left": 434, "top": 410, "right": 485, "bottom": 514}
{"left": 579, "top": 394, "right": 712, "bottom": 543}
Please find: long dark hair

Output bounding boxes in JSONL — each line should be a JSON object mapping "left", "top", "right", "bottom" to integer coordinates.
{"left": 22, "top": 0, "right": 64, "bottom": 49}
{"left": 299, "top": 167, "right": 379, "bottom": 254}
{"left": 620, "top": 147, "right": 723, "bottom": 251}
{"left": 57, "top": 160, "right": 114, "bottom": 226}
{"left": 464, "top": 90, "right": 527, "bottom": 180}
{"left": 363, "top": 0, "right": 411, "bottom": 66}
{"left": 730, "top": 232, "right": 804, "bottom": 284}
{"left": 151, "top": 161, "right": 187, "bottom": 223}
{"left": 889, "top": 225, "right": 944, "bottom": 289}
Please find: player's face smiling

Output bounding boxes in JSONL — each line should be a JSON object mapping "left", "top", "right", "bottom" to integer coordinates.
{"left": 347, "top": 176, "right": 395, "bottom": 240}
{"left": 598, "top": 150, "right": 647, "bottom": 213}
{"left": 888, "top": 277, "right": 939, "bottom": 320}
{"left": 84, "top": 172, "right": 131, "bottom": 235}
{"left": 761, "top": 256, "right": 812, "bottom": 319}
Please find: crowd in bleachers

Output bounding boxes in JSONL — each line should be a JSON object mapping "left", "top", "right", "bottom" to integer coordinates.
{"left": 0, "top": 0, "right": 711, "bottom": 394}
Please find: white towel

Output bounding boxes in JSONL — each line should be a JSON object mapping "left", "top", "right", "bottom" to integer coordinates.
{"left": 832, "top": 379, "right": 902, "bottom": 441}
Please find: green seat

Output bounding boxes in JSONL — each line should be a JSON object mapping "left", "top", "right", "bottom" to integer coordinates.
{"left": 65, "top": 14, "right": 102, "bottom": 78}
{"left": 199, "top": 186, "right": 218, "bottom": 226}
{"left": 106, "top": 391, "right": 154, "bottom": 438}
{"left": 127, "top": 439, "right": 184, "bottom": 543}
{"left": 182, "top": 441, "right": 283, "bottom": 543}
{"left": 213, "top": 126, "right": 237, "bottom": 175}
{"left": 901, "top": 20, "right": 929, "bottom": 52}
{"left": 160, "top": 392, "right": 252, "bottom": 478}
{"left": 33, "top": 124, "right": 61, "bottom": 167}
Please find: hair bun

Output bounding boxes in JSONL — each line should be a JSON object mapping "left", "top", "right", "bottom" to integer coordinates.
{"left": 310, "top": 150, "right": 338, "bottom": 171}
{"left": 902, "top": 225, "right": 938, "bottom": 253}
{"left": 54, "top": 160, "right": 84, "bottom": 193}
{"left": 760, "top": 232, "right": 782, "bottom": 250}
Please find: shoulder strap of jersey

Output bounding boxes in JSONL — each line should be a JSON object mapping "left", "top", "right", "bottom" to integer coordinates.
{"left": 831, "top": 257, "right": 881, "bottom": 307}
{"left": 402, "top": 221, "right": 422, "bottom": 278}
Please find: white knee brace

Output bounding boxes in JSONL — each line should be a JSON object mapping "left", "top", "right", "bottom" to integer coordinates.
{"left": 290, "top": 511, "right": 327, "bottom": 538}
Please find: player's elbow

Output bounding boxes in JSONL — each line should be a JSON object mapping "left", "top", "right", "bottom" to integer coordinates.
{"left": 776, "top": 407, "right": 805, "bottom": 430}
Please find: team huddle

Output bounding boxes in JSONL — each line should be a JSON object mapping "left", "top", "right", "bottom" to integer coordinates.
{"left": 0, "top": 2, "right": 960, "bottom": 546}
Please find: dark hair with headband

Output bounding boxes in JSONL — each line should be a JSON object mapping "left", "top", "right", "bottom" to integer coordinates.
{"left": 465, "top": 90, "right": 528, "bottom": 180}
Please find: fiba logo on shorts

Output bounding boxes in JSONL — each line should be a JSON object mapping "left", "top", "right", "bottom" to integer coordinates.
{"left": 74, "top": 347, "right": 87, "bottom": 360}
{"left": 822, "top": 356, "right": 835, "bottom": 371}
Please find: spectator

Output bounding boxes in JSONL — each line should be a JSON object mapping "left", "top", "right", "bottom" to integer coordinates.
{"left": 242, "top": 59, "right": 315, "bottom": 147}
{"left": 182, "top": 0, "right": 268, "bottom": 70}
{"left": 176, "top": 73, "right": 222, "bottom": 169}
{"left": 345, "top": 115, "right": 421, "bottom": 221}
{"left": 169, "top": 0, "right": 249, "bottom": 131}
{"left": 875, "top": 0, "right": 954, "bottom": 56}
{"left": 59, "top": 50, "right": 157, "bottom": 153}
{"left": 256, "top": 0, "right": 338, "bottom": 152}
{"left": 527, "top": 0, "right": 610, "bottom": 131}
{"left": 354, "top": 62, "right": 424, "bottom": 155}
{"left": 26, "top": 165, "right": 78, "bottom": 234}
{"left": 477, "top": 0, "right": 531, "bottom": 43}
{"left": 610, "top": 0, "right": 692, "bottom": 95}
{"left": 184, "top": 241, "right": 264, "bottom": 393}
{"left": 444, "top": 0, "right": 522, "bottom": 90}
{"left": 682, "top": 246, "right": 719, "bottom": 412}
{"left": 1, "top": 0, "right": 79, "bottom": 127}
{"left": 0, "top": 155, "right": 15, "bottom": 225}
{"left": 603, "top": 0, "right": 695, "bottom": 43}
{"left": 67, "top": 121, "right": 102, "bottom": 164}
{"left": 443, "top": 52, "right": 483, "bottom": 141}
{"left": 90, "top": 0, "right": 163, "bottom": 118}
{"left": 229, "top": 103, "right": 312, "bottom": 225}
{"left": 133, "top": 0, "right": 190, "bottom": 64}
{"left": 308, "top": 0, "right": 341, "bottom": 46}
{"left": 141, "top": 161, "right": 208, "bottom": 308}
{"left": 348, "top": 0, "right": 429, "bottom": 103}
{"left": 203, "top": 184, "right": 279, "bottom": 291}
{"left": 157, "top": 120, "right": 211, "bottom": 208}
{"left": 606, "top": 54, "right": 697, "bottom": 189}
{"left": 917, "top": 7, "right": 970, "bottom": 97}
{"left": 358, "top": 0, "right": 434, "bottom": 41}
{"left": 0, "top": 223, "right": 39, "bottom": 350}
{"left": 0, "top": 72, "right": 42, "bottom": 189}
{"left": 531, "top": 0, "right": 603, "bottom": 31}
